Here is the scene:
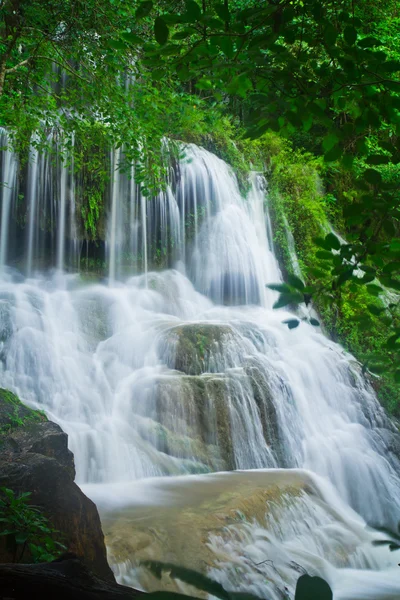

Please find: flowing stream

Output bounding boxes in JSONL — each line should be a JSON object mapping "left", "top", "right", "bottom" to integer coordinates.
{"left": 0, "top": 139, "right": 399, "bottom": 597}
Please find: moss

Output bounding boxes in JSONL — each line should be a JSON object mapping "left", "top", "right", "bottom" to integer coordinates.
{"left": 264, "top": 132, "right": 400, "bottom": 414}
{"left": 0, "top": 389, "right": 47, "bottom": 435}
{"left": 162, "top": 323, "right": 234, "bottom": 376}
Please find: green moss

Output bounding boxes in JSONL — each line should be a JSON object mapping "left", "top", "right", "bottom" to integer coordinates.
{"left": 0, "top": 389, "right": 47, "bottom": 435}
{"left": 264, "top": 133, "right": 400, "bottom": 414}
{"left": 164, "top": 323, "right": 233, "bottom": 376}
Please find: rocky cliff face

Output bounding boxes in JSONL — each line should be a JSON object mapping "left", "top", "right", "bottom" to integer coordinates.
{"left": 0, "top": 388, "right": 113, "bottom": 581}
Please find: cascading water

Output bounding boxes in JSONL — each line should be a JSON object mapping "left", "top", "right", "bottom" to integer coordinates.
{"left": 0, "top": 141, "right": 399, "bottom": 597}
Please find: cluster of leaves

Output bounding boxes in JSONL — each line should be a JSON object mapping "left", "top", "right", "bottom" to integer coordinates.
{"left": 143, "top": 561, "right": 333, "bottom": 600}
{"left": 139, "top": 0, "right": 400, "bottom": 383}
{"left": 0, "top": 487, "right": 66, "bottom": 563}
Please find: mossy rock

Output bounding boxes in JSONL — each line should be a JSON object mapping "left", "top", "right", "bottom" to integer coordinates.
{"left": 160, "top": 323, "right": 236, "bottom": 375}
{"left": 74, "top": 296, "right": 112, "bottom": 349}
{"left": 243, "top": 359, "right": 284, "bottom": 462}
{"left": 0, "top": 297, "right": 14, "bottom": 345}
{"left": 0, "top": 389, "right": 47, "bottom": 435}
{"left": 133, "top": 373, "right": 235, "bottom": 470}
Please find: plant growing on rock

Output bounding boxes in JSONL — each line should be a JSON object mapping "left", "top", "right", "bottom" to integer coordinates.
{"left": 0, "top": 487, "right": 66, "bottom": 563}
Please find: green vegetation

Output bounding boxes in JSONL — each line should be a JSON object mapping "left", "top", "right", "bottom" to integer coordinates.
{"left": 0, "top": 487, "right": 66, "bottom": 563}
{"left": 258, "top": 136, "right": 400, "bottom": 412}
{"left": 139, "top": 0, "right": 400, "bottom": 401}
{"left": 0, "top": 388, "right": 47, "bottom": 435}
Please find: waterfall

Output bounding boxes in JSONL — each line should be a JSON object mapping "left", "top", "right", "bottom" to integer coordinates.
{"left": 57, "top": 156, "right": 68, "bottom": 270}
{"left": 0, "top": 141, "right": 400, "bottom": 597}
{"left": 0, "top": 131, "right": 18, "bottom": 270}
{"left": 26, "top": 142, "right": 39, "bottom": 275}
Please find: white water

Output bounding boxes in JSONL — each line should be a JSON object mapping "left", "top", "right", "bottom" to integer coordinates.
{"left": 0, "top": 143, "right": 399, "bottom": 597}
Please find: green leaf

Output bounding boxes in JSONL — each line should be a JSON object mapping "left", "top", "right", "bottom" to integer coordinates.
{"left": 15, "top": 533, "right": 28, "bottom": 545}
{"left": 386, "top": 334, "right": 400, "bottom": 349}
{"left": 121, "top": 32, "right": 143, "bottom": 45}
{"left": 172, "top": 30, "right": 193, "bottom": 40}
{"left": 136, "top": 1, "right": 153, "bottom": 19}
{"left": 344, "top": 26, "right": 357, "bottom": 46}
{"left": 366, "top": 155, "right": 390, "bottom": 165}
{"left": 366, "top": 284, "right": 383, "bottom": 296}
{"left": 151, "top": 68, "right": 165, "bottom": 81}
{"left": 287, "top": 273, "right": 305, "bottom": 290}
{"left": 154, "top": 17, "right": 169, "bottom": 45}
{"left": 266, "top": 283, "right": 292, "bottom": 293}
{"left": 215, "top": 3, "right": 230, "bottom": 22}
{"left": 386, "top": 279, "right": 400, "bottom": 291}
{"left": 367, "top": 304, "right": 384, "bottom": 316}
{"left": 337, "top": 268, "right": 354, "bottom": 286}
{"left": 283, "top": 318, "right": 300, "bottom": 329}
{"left": 295, "top": 574, "right": 332, "bottom": 600}
{"left": 185, "top": 0, "right": 202, "bottom": 21}
{"left": 363, "top": 169, "right": 382, "bottom": 185}
{"left": 382, "top": 262, "right": 400, "bottom": 274}
{"left": 316, "top": 250, "right": 333, "bottom": 260}
{"left": 143, "top": 562, "right": 230, "bottom": 600}
{"left": 309, "top": 318, "right": 320, "bottom": 327}
{"left": 219, "top": 36, "right": 234, "bottom": 59}
{"left": 195, "top": 78, "right": 213, "bottom": 90}
{"left": 324, "top": 145, "right": 342, "bottom": 162}
{"left": 273, "top": 292, "right": 303, "bottom": 309}
{"left": 358, "top": 36, "right": 382, "bottom": 48}
{"left": 108, "top": 39, "right": 127, "bottom": 50}
{"left": 322, "top": 133, "right": 339, "bottom": 152}
{"left": 325, "top": 233, "right": 341, "bottom": 251}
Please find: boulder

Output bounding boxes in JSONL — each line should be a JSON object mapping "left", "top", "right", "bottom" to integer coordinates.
{"left": 0, "top": 389, "right": 113, "bottom": 581}
{"left": 134, "top": 374, "right": 235, "bottom": 470}
{"left": 0, "top": 554, "right": 141, "bottom": 600}
{"left": 160, "top": 323, "right": 236, "bottom": 375}
{"left": 0, "top": 453, "right": 114, "bottom": 581}
{"left": 3, "top": 420, "right": 75, "bottom": 479}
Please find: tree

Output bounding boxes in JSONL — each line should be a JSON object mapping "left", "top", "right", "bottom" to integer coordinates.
{"left": 143, "top": 0, "right": 400, "bottom": 382}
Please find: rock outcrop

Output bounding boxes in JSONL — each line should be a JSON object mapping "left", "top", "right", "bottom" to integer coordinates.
{"left": 0, "top": 388, "right": 113, "bottom": 581}
{"left": 0, "top": 554, "right": 141, "bottom": 599}
{"left": 160, "top": 323, "right": 236, "bottom": 375}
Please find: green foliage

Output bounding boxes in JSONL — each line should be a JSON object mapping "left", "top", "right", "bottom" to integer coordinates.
{"left": 0, "top": 388, "right": 47, "bottom": 434}
{"left": 143, "top": 0, "right": 400, "bottom": 386}
{"left": 261, "top": 136, "right": 400, "bottom": 411}
{"left": 0, "top": 487, "right": 66, "bottom": 563}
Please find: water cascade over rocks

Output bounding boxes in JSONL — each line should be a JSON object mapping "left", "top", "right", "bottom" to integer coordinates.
{"left": 0, "top": 136, "right": 400, "bottom": 597}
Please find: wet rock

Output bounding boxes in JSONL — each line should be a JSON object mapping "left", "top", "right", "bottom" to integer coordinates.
{"left": 0, "top": 389, "right": 113, "bottom": 581}
{"left": 0, "top": 554, "right": 142, "bottom": 599}
{"left": 104, "top": 470, "right": 309, "bottom": 595}
{"left": 0, "top": 296, "right": 13, "bottom": 345}
{"left": 134, "top": 374, "right": 235, "bottom": 470}
{"left": 244, "top": 359, "right": 284, "bottom": 462}
{"left": 4, "top": 420, "right": 75, "bottom": 479}
{"left": 160, "top": 323, "right": 236, "bottom": 375}
{"left": 0, "top": 453, "right": 114, "bottom": 581}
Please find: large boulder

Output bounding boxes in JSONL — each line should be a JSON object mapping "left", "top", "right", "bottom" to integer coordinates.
{"left": 3, "top": 420, "right": 75, "bottom": 479}
{"left": 159, "top": 323, "right": 238, "bottom": 375}
{"left": 0, "top": 389, "right": 113, "bottom": 581}
{"left": 133, "top": 374, "right": 235, "bottom": 471}
{"left": 0, "top": 554, "right": 141, "bottom": 599}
